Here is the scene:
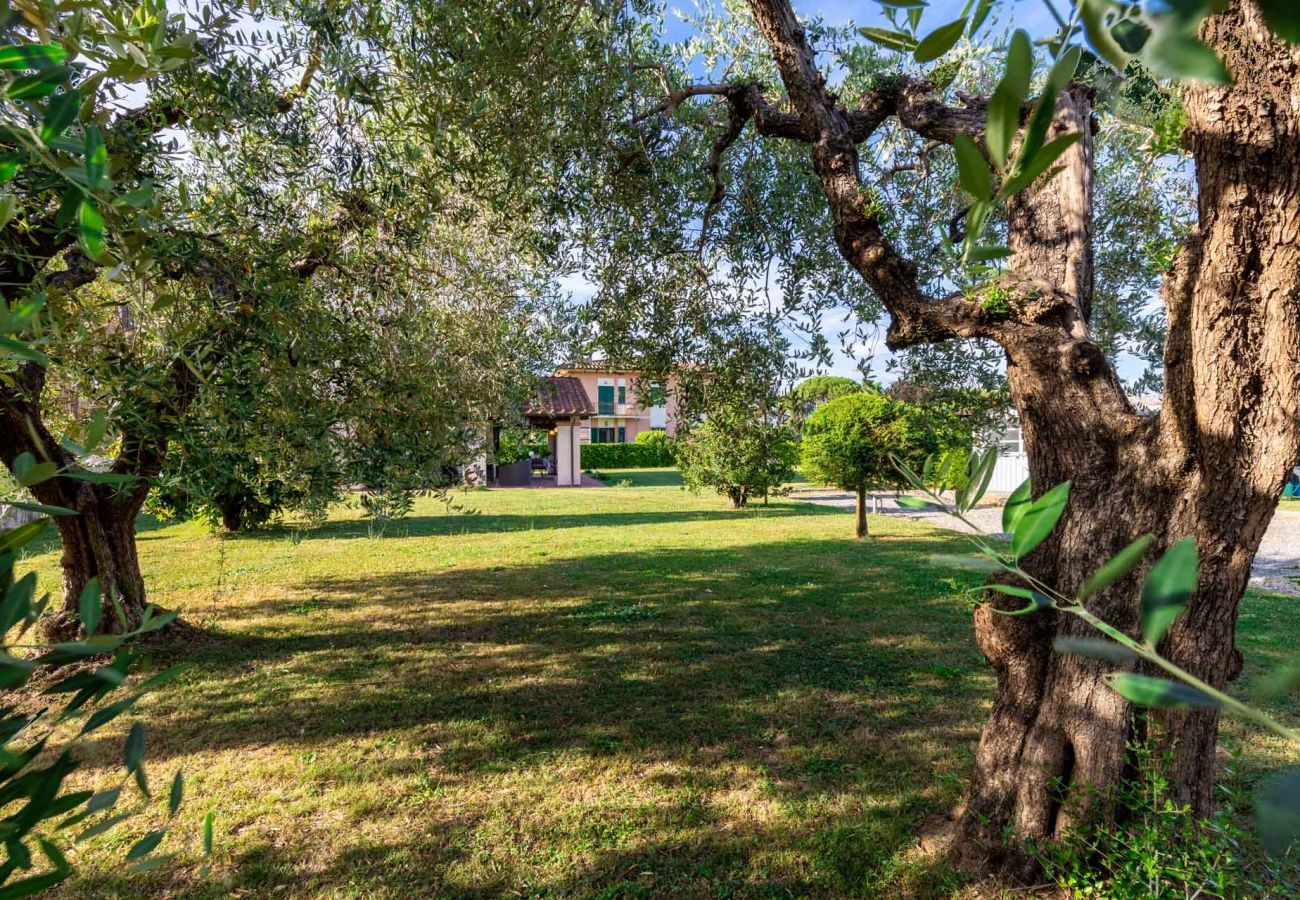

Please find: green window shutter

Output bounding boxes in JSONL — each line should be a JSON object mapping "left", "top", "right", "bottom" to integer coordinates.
{"left": 618, "top": 427, "right": 626, "bottom": 443}
{"left": 598, "top": 385, "right": 614, "bottom": 415}
{"left": 618, "top": 386, "right": 626, "bottom": 405}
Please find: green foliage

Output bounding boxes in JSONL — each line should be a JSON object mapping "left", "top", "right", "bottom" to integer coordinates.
{"left": 495, "top": 430, "right": 547, "bottom": 466}
{"left": 785, "top": 376, "right": 864, "bottom": 426}
{"left": 858, "top": 187, "right": 889, "bottom": 224}
{"left": 976, "top": 284, "right": 1013, "bottom": 317}
{"left": 357, "top": 489, "right": 419, "bottom": 539}
{"left": 1010, "top": 480, "right": 1071, "bottom": 561}
{"left": 1140, "top": 538, "right": 1198, "bottom": 644}
{"left": 676, "top": 416, "right": 797, "bottom": 509}
{"left": 576, "top": 429, "right": 678, "bottom": 470}
{"left": 582, "top": 440, "right": 675, "bottom": 469}
{"left": 1035, "top": 742, "right": 1298, "bottom": 898}
{"left": 800, "top": 393, "right": 951, "bottom": 496}
{"left": 0, "top": 522, "right": 202, "bottom": 892}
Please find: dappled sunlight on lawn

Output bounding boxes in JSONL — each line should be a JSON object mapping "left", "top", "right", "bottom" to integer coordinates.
{"left": 15, "top": 485, "right": 1295, "bottom": 897}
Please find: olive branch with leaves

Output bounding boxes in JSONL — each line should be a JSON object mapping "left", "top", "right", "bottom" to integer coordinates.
{"left": 893, "top": 446, "right": 1300, "bottom": 854}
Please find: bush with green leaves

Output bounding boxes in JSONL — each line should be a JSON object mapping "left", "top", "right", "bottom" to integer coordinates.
{"left": 581, "top": 437, "right": 675, "bottom": 470}
{"left": 676, "top": 415, "right": 797, "bottom": 509}
{"left": 801, "top": 392, "right": 952, "bottom": 537}
{"left": 634, "top": 428, "right": 674, "bottom": 453}
{"left": 0, "top": 520, "right": 209, "bottom": 895}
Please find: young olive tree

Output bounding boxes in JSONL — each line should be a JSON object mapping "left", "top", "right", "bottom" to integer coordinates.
{"left": 0, "top": 0, "right": 369, "bottom": 636}
{"left": 677, "top": 413, "right": 798, "bottom": 509}
{"left": 801, "top": 391, "right": 944, "bottom": 537}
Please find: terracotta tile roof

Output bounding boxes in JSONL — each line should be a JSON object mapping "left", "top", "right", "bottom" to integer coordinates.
{"left": 523, "top": 376, "right": 594, "bottom": 418}
{"left": 556, "top": 359, "right": 642, "bottom": 373}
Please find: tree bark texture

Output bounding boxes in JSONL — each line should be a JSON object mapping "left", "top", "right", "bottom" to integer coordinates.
{"left": 855, "top": 486, "right": 868, "bottom": 538}
{"left": 726, "top": 0, "right": 1300, "bottom": 871}
{"left": 1, "top": 357, "right": 185, "bottom": 641}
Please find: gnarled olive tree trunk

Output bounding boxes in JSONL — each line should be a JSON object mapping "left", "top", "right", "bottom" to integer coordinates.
{"left": 697, "top": 0, "right": 1300, "bottom": 871}
{"left": 0, "top": 360, "right": 171, "bottom": 641}
{"left": 963, "top": 5, "right": 1298, "bottom": 862}
{"left": 44, "top": 483, "right": 152, "bottom": 639}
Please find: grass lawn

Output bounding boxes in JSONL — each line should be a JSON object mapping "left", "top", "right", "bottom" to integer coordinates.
{"left": 13, "top": 482, "right": 1299, "bottom": 897}
{"left": 1280, "top": 497, "right": 1300, "bottom": 511}
{"left": 591, "top": 467, "right": 684, "bottom": 488}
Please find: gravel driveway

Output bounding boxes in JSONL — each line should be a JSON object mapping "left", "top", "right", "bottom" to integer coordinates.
{"left": 795, "top": 490, "right": 1300, "bottom": 596}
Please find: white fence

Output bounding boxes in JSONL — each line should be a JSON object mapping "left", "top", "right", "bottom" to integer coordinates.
{"left": 0, "top": 505, "right": 41, "bottom": 530}
{"left": 988, "top": 452, "right": 1030, "bottom": 495}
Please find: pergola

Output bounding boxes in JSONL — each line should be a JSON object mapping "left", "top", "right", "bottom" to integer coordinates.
{"left": 520, "top": 376, "right": 594, "bottom": 486}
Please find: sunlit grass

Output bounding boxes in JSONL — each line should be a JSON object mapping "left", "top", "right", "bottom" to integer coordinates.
{"left": 13, "top": 483, "right": 1297, "bottom": 897}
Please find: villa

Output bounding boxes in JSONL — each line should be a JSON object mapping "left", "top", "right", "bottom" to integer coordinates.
{"left": 507, "top": 363, "right": 678, "bottom": 486}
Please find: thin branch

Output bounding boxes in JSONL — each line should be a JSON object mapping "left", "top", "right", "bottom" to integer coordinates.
{"left": 697, "top": 96, "right": 750, "bottom": 255}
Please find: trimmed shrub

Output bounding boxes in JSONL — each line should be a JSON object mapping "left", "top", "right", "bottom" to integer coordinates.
{"left": 581, "top": 437, "right": 674, "bottom": 469}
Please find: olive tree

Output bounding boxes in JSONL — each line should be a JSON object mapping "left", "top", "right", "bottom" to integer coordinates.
{"left": 801, "top": 391, "right": 943, "bottom": 537}
{"left": 677, "top": 413, "right": 798, "bottom": 509}
{"left": 594, "top": 0, "right": 1300, "bottom": 866}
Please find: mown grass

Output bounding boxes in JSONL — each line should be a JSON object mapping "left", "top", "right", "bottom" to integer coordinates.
{"left": 591, "top": 467, "right": 684, "bottom": 488}
{"left": 12, "top": 481, "right": 1299, "bottom": 897}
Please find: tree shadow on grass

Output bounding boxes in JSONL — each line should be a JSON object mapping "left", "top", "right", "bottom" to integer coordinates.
{"left": 235, "top": 499, "right": 846, "bottom": 543}
{"left": 84, "top": 792, "right": 967, "bottom": 899}
{"left": 123, "top": 534, "right": 984, "bottom": 754}
{"left": 74, "top": 533, "right": 989, "bottom": 896}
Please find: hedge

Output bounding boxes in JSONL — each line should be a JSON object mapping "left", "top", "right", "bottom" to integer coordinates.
{"left": 581, "top": 441, "right": 674, "bottom": 469}
{"left": 497, "top": 441, "right": 548, "bottom": 465}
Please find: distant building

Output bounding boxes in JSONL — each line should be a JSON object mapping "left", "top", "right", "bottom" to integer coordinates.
{"left": 553, "top": 362, "right": 677, "bottom": 444}
{"left": 510, "top": 363, "right": 678, "bottom": 486}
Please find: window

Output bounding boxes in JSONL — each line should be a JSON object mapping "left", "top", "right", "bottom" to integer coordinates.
{"left": 617, "top": 385, "right": 626, "bottom": 405}
{"left": 591, "top": 427, "right": 617, "bottom": 443}
{"left": 597, "top": 385, "right": 615, "bottom": 416}
{"left": 617, "top": 427, "right": 626, "bottom": 443}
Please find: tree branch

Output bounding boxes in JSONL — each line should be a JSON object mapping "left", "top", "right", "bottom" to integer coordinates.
{"left": 742, "top": 0, "right": 987, "bottom": 350}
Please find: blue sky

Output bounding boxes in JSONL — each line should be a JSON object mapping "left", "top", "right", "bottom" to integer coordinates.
{"left": 568, "top": 0, "right": 1073, "bottom": 383}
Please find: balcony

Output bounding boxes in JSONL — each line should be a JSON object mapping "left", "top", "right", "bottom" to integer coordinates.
{"left": 595, "top": 403, "right": 646, "bottom": 417}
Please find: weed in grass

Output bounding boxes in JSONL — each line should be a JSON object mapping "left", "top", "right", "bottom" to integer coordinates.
{"left": 1033, "top": 741, "right": 1300, "bottom": 897}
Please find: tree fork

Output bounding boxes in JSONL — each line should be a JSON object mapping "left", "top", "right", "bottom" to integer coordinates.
{"left": 732, "top": 0, "right": 1300, "bottom": 875}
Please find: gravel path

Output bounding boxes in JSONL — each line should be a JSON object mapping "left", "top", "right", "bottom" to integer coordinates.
{"left": 794, "top": 490, "right": 1300, "bottom": 596}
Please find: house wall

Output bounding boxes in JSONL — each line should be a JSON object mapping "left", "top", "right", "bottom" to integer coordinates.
{"left": 555, "top": 369, "right": 679, "bottom": 442}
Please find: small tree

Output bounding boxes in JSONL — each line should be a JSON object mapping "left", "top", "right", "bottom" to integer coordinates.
{"left": 801, "top": 393, "right": 944, "bottom": 537}
{"left": 676, "top": 413, "right": 797, "bottom": 508}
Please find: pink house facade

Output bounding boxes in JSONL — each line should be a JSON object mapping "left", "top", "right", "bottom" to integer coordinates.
{"left": 512, "top": 364, "right": 679, "bottom": 486}
{"left": 553, "top": 363, "right": 679, "bottom": 444}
